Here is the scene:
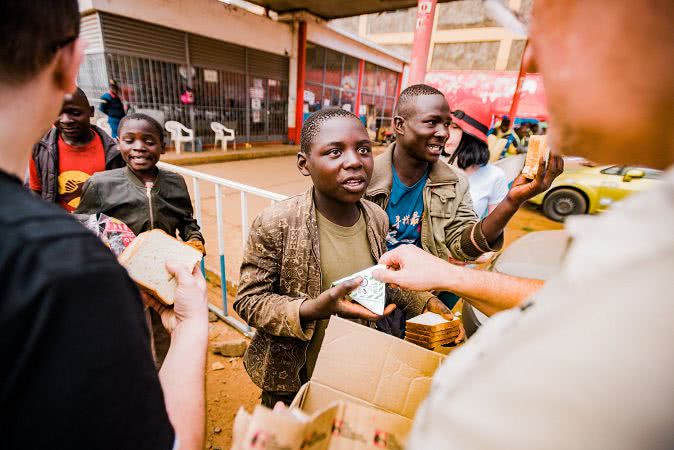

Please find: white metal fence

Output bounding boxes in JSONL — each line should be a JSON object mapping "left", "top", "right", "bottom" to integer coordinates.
{"left": 157, "top": 161, "right": 288, "bottom": 336}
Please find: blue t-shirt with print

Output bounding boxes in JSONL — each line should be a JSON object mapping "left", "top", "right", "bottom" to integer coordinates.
{"left": 385, "top": 166, "right": 428, "bottom": 250}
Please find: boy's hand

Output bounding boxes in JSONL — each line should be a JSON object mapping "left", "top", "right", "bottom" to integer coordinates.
{"left": 506, "top": 155, "right": 564, "bottom": 206}
{"left": 300, "top": 277, "right": 396, "bottom": 323}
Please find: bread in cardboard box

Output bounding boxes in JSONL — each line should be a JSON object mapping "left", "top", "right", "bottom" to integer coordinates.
{"left": 118, "top": 229, "right": 203, "bottom": 306}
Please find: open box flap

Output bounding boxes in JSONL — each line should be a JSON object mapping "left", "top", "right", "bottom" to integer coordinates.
{"left": 311, "top": 317, "right": 444, "bottom": 419}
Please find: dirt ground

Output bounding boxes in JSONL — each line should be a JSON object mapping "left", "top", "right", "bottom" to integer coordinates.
{"left": 202, "top": 203, "right": 563, "bottom": 450}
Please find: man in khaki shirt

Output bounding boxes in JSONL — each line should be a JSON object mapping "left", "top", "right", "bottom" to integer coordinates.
{"left": 375, "top": 0, "right": 674, "bottom": 448}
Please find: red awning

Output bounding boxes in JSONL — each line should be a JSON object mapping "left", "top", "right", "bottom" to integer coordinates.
{"left": 425, "top": 70, "right": 549, "bottom": 121}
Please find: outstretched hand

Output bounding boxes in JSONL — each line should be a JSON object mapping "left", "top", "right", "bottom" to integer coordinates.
{"left": 506, "top": 154, "right": 564, "bottom": 205}
{"left": 300, "top": 277, "right": 396, "bottom": 323}
{"left": 373, "top": 245, "right": 456, "bottom": 292}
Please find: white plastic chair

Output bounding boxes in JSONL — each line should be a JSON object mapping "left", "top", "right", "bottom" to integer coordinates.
{"left": 164, "top": 120, "right": 194, "bottom": 154}
{"left": 96, "top": 117, "right": 113, "bottom": 137}
{"left": 210, "top": 122, "right": 236, "bottom": 151}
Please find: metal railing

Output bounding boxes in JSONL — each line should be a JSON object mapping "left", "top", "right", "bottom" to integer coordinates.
{"left": 157, "top": 161, "right": 288, "bottom": 337}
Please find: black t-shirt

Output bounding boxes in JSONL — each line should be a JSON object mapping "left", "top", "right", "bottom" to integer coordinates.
{"left": 0, "top": 170, "right": 174, "bottom": 449}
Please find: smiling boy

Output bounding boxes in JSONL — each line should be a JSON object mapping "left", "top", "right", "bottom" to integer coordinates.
{"left": 234, "top": 108, "right": 453, "bottom": 407}
{"left": 29, "top": 87, "right": 124, "bottom": 211}
{"left": 367, "top": 84, "right": 561, "bottom": 269}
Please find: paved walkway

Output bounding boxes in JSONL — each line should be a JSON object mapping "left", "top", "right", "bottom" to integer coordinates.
{"left": 162, "top": 143, "right": 298, "bottom": 166}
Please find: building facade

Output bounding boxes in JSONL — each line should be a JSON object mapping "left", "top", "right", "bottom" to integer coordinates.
{"left": 78, "top": 0, "right": 407, "bottom": 146}
{"left": 331, "top": 0, "right": 532, "bottom": 72}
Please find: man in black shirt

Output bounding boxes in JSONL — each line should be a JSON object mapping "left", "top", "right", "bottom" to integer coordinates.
{"left": 0, "top": 2, "right": 208, "bottom": 449}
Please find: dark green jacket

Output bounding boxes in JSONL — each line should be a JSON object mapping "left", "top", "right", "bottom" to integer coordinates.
{"left": 76, "top": 166, "right": 203, "bottom": 242}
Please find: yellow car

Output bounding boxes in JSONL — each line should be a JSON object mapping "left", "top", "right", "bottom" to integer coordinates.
{"left": 529, "top": 164, "right": 663, "bottom": 222}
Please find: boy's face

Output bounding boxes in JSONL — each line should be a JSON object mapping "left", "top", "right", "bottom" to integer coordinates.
{"left": 298, "top": 116, "right": 373, "bottom": 205}
{"left": 55, "top": 96, "right": 94, "bottom": 145}
{"left": 394, "top": 94, "right": 451, "bottom": 164}
{"left": 118, "top": 119, "right": 164, "bottom": 174}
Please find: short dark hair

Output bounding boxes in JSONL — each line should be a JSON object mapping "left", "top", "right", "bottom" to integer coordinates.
{"left": 300, "top": 108, "right": 362, "bottom": 154}
{"left": 0, "top": 0, "right": 80, "bottom": 85}
{"left": 118, "top": 113, "right": 165, "bottom": 143}
{"left": 449, "top": 132, "right": 490, "bottom": 170}
{"left": 395, "top": 84, "right": 445, "bottom": 118}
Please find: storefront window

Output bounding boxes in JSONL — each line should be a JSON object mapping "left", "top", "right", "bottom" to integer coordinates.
{"left": 305, "top": 43, "right": 325, "bottom": 84}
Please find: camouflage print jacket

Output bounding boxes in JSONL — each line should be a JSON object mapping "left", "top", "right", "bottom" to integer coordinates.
{"left": 234, "top": 188, "right": 432, "bottom": 393}
{"left": 366, "top": 144, "right": 503, "bottom": 261}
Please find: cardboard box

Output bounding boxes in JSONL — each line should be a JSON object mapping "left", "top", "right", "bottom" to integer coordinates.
{"left": 232, "top": 317, "right": 444, "bottom": 450}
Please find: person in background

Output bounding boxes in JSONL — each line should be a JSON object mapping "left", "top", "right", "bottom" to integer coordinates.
{"left": 100, "top": 79, "right": 126, "bottom": 138}
{"left": 76, "top": 113, "right": 206, "bottom": 366}
{"left": 443, "top": 100, "right": 509, "bottom": 220}
{"left": 0, "top": 1, "right": 207, "bottom": 449}
{"left": 366, "top": 84, "right": 562, "bottom": 315}
{"left": 234, "top": 108, "right": 453, "bottom": 407}
{"left": 375, "top": 0, "right": 674, "bottom": 448}
{"left": 29, "top": 87, "right": 124, "bottom": 211}
{"left": 502, "top": 122, "right": 529, "bottom": 157}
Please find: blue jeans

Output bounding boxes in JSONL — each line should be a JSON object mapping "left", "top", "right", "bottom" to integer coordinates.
{"left": 108, "top": 117, "right": 121, "bottom": 138}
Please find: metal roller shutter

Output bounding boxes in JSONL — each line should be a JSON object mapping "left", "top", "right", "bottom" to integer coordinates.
{"left": 99, "top": 13, "right": 187, "bottom": 64}
{"left": 247, "top": 48, "right": 289, "bottom": 81}
{"left": 188, "top": 34, "right": 246, "bottom": 73}
{"left": 81, "top": 13, "right": 104, "bottom": 54}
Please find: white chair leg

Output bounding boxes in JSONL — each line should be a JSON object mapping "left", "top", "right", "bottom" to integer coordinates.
{"left": 176, "top": 140, "right": 181, "bottom": 154}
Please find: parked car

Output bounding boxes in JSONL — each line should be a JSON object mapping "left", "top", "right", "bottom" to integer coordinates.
{"left": 528, "top": 165, "right": 663, "bottom": 222}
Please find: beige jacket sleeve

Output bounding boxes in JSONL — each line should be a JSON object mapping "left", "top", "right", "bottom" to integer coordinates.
{"left": 233, "top": 214, "right": 314, "bottom": 341}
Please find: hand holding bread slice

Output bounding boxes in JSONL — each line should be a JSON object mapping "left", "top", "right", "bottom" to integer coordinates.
{"left": 119, "top": 229, "right": 204, "bottom": 306}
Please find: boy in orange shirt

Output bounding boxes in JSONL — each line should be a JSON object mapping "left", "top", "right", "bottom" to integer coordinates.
{"left": 29, "top": 87, "right": 124, "bottom": 211}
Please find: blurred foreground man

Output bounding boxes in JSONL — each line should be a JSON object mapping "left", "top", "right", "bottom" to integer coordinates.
{"left": 375, "top": 1, "right": 674, "bottom": 449}
{"left": 0, "top": 2, "right": 207, "bottom": 449}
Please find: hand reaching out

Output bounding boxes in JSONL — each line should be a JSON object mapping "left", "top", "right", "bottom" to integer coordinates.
{"left": 506, "top": 154, "right": 564, "bottom": 205}
{"left": 373, "top": 245, "right": 457, "bottom": 292}
{"left": 300, "top": 277, "right": 396, "bottom": 323}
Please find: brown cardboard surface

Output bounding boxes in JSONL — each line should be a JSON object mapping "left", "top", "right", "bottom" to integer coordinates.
{"left": 232, "top": 404, "right": 337, "bottom": 450}
{"left": 292, "top": 382, "right": 412, "bottom": 450}
{"left": 311, "top": 317, "right": 444, "bottom": 419}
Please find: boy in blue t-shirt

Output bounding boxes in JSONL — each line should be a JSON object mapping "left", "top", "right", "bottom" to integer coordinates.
{"left": 385, "top": 167, "right": 427, "bottom": 249}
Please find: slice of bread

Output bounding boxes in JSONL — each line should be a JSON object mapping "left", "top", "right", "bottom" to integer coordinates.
{"left": 119, "top": 229, "right": 203, "bottom": 306}
{"left": 406, "top": 312, "right": 456, "bottom": 333}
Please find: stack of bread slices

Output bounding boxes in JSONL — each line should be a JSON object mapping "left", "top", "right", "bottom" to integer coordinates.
{"left": 404, "top": 312, "right": 462, "bottom": 349}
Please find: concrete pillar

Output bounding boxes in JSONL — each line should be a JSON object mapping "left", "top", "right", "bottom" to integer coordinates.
{"left": 409, "top": 0, "right": 437, "bottom": 85}
{"left": 292, "top": 21, "right": 307, "bottom": 144}
{"left": 287, "top": 21, "right": 299, "bottom": 142}
{"left": 354, "top": 59, "right": 365, "bottom": 119}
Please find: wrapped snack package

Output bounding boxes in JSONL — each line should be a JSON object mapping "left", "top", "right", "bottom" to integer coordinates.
{"left": 74, "top": 213, "right": 136, "bottom": 257}
{"left": 332, "top": 264, "right": 387, "bottom": 315}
